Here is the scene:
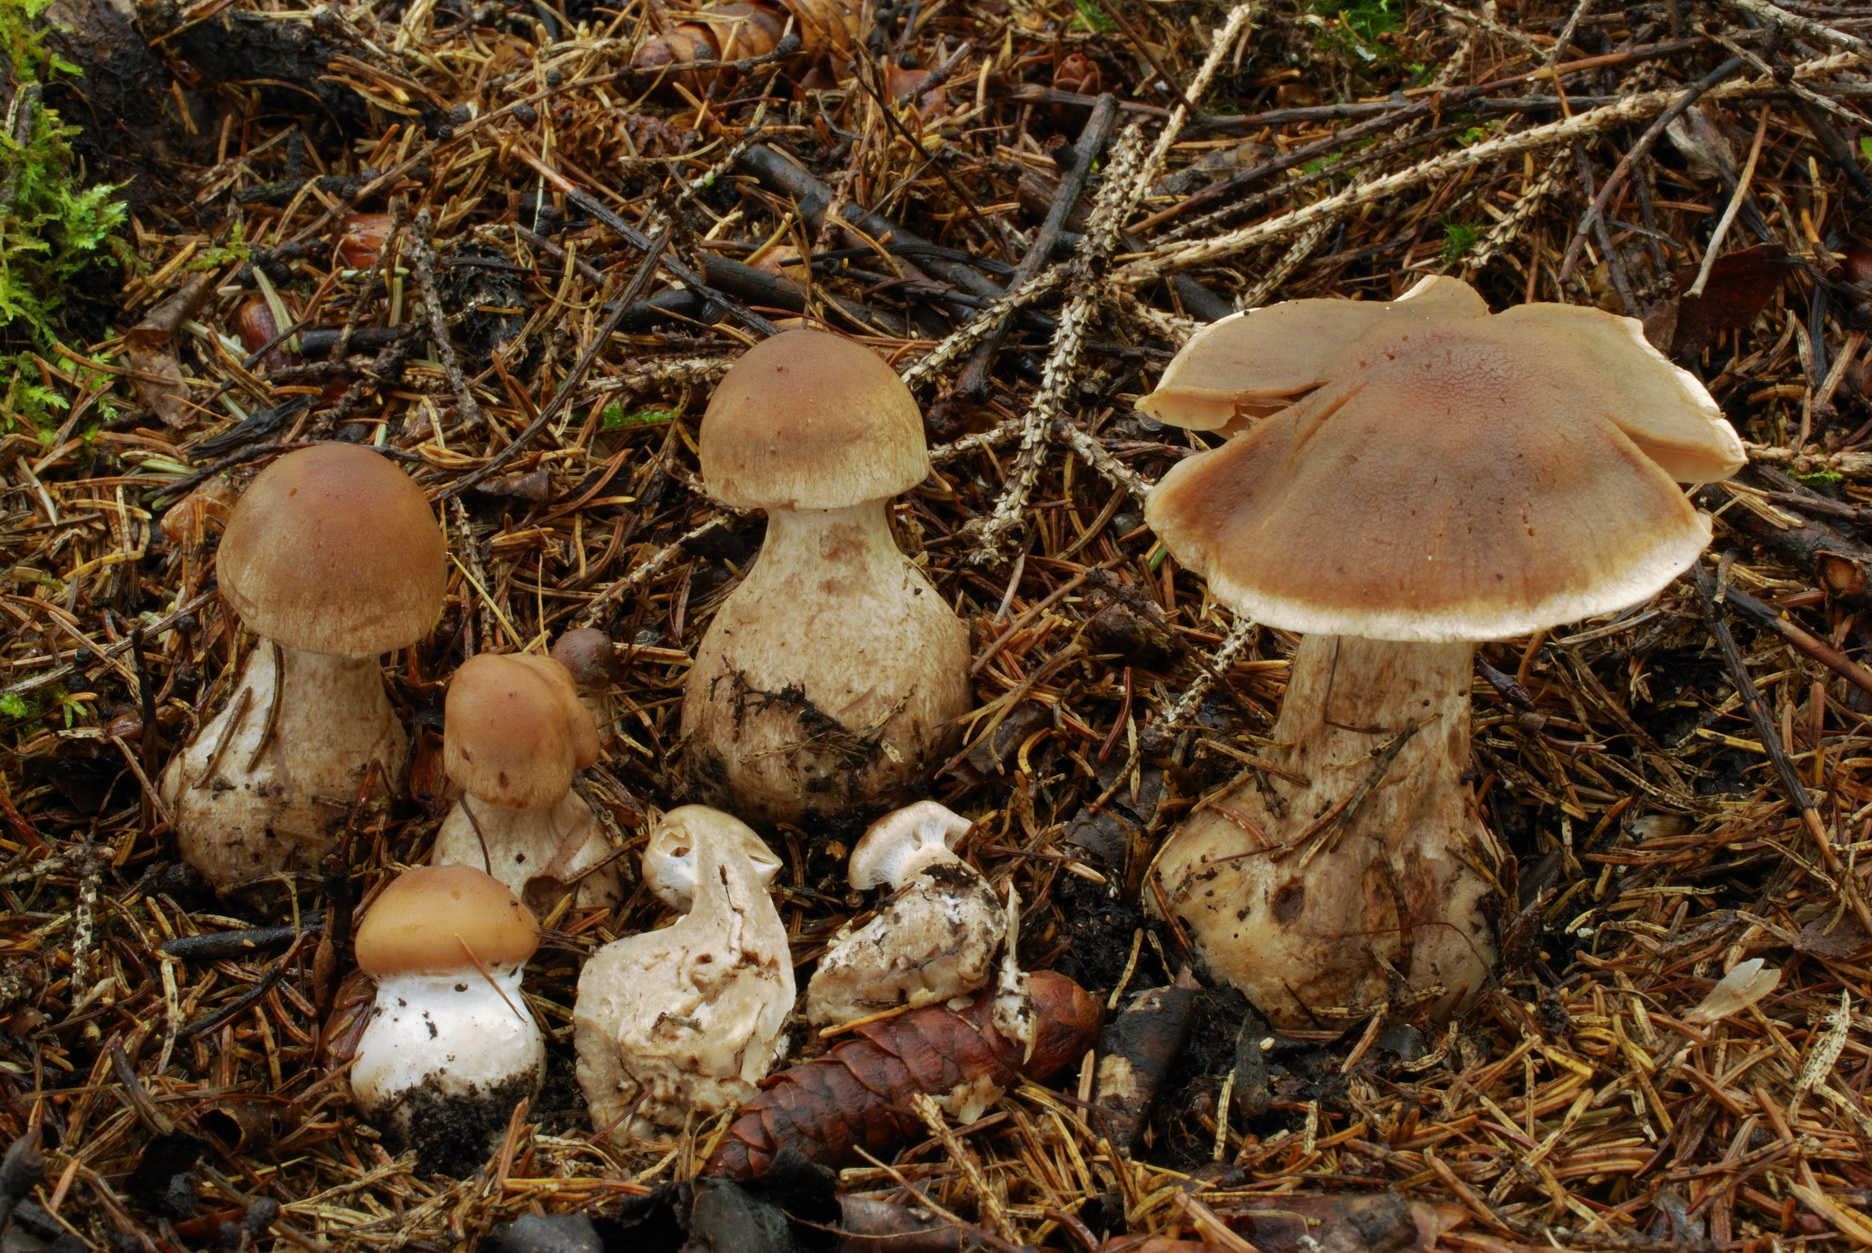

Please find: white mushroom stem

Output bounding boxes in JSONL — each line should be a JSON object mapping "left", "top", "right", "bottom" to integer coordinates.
{"left": 350, "top": 968, "right": 544, "bottom": 1119}
{"left": 1150, "top": 634, "right": 1502, "bottom": 1028}
{"left": 433, "top": 791, "right": 617, "bottom": 910}
{"left": 163, "top": 643, "right": 406, "bottom": 886}
{"left": 684, "top": 501, "right": 971, "bottom": 824}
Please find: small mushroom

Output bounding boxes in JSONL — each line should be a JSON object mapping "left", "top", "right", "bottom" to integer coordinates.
{"left": 806, "top": 801, "right": 1006, "bottom": 1028}
{"left": 573, "top": 805, "right": 794, "bottom": 1142}
{"left": 349, "top": 865, "right": 544, "bottom": 1171}
{"left": 681, "top": 329, "right": 972, "bottom": 825}
{"left": 431, "top": 653, "right": 622, "bottom": 912}
{"left": 1142, "top": 277, "right": 1745, "bottom": 1027}
{"left": 161, "top": 444, "right": 446, "bottom": 887}
{"left": 550, "top": 628, "right": 621, "bottom": 747}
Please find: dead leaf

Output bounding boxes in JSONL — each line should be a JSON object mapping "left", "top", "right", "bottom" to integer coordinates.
{"left": 1684, "top": 957, "right": 1781, "bottom": 1025}
{"left": 126, "top": 273, "right": 213, "bottom": 429}
{"left": 1795, "top": 916, "right": 1869, "bottom": 959}
{"left": 1666, "top": 242, "right": 1792, "bottom": 361}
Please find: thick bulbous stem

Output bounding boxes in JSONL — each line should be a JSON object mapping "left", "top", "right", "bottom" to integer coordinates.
{"left": 1149, "top": 634, "right": 1502, "bottom": 1027}
{"left": 681, "top": 501, "right": 971, "bottom": 825}
{"left": 162, "top": 643, "right": 407, "bottom": 887}
{"left": 433, "top": 790, "right": 622, "bottom": 911}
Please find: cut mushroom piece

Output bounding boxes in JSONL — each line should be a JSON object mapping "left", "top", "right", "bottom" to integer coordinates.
{"left": 161, "top": 444, "right": 447, "bottom": 888}
{"left": 431, "top": 653, "right": 621, "bottom": 912}
{"left": 681, "top": 328, "right": 972, "bottom": 825}
{"left": 573, "top": 805, "right": 794, "bottom": 1142}
{"left": 806, "top": 801, "right": 1007, "bottom": 1028}
{"left": 350, "top": 865, "right": 544, "bottom": 1174}
{"left": 1142, "top": 279, "right": 1745, "bottom": 1028}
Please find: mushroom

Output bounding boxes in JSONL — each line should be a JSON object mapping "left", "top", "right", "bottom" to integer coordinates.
{"left": 573, "top": 805, "right": 794, "bottom": 1142}
{"left": 681, "top": 328, "right": 972, "bottom": 825}
{"left": 350, "top": 864, "right": 544, "bottom": 1172}
{"left": 162, "top": 443, "right": 446, "bottom": 887}
{"left": 1141, "top": 277, "right": 1745, "bottom": 1027}
{"left": 806, "top": 800, "right": 1007, "bottom": 1028}
{"left": 431, "top": 653, "right": 622, "bottom": 912}
{"left": 550, "top": 628, "right": 621, "bottom": 747}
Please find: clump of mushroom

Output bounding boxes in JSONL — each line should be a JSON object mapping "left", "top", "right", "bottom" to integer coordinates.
{"left": 1142, "top": 277, "right": 1745, "bottom": 1027}
{"left": 806, "top": 800, "right": 1007, "bottom": 1028}
{"left": 350, "top": 864, "right": 544, "bottom": 1174}
{"left": 681, "top": 328, "right": 972, "bottom": 825}
{"left": 573, "top": 805, "right": 794, "bottom": 1142}
{"left": 431, "top": 653, "right": 622, "bottom": 912}
{"left": 162, "top": 444, "right": 446, "bottom": 887}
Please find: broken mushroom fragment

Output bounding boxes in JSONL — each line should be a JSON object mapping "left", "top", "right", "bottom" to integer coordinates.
{"left": 161, "top": 443, "right": 447, "bottom": 887}
{"left": 573, "top": 805, "right": 794, "bottom": 1142}
{"left": 1143, "top": 277, "right": 1745, "bottom": 1028}
{"left": 681, "top": 328, "right": 972, "bottom": 825}
{"left": 431, "top": 653, "right": 621, "bottom": 912}
{"left": 350, "top": 864, "right": 544, "bottom": 1173}
{"left": 806, "top": 801, "right": 1006, "bottom": 1027}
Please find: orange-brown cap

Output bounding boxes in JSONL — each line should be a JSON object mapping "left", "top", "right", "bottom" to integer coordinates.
{"left": 354, "top": 864, "right": 539, "bottom": 976}
{"left": 445, "top": 654, "right": 598, "bottom": 806}
{"left": 217, "top": 444, "right": 447, "bottom": 657}
{"left": 1144, "top": 291, "right": 1745, "bottom": 643}
{"left": 698, "top": 329, "right": 928, "bottom": 510}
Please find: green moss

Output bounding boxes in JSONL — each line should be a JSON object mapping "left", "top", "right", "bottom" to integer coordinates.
{"left": 0, "top": 0, "right": 128, "bottom": 369}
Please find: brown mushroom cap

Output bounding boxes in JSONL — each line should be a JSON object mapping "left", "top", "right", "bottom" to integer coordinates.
{"left": 355, "top": 864, "right": 539, "bottom": 976}
{"left": 445, "top": 654, "right": 598, "bottom": 806}
{"left": 551, "top": 628, "right": 621, "bottom": 694}
{"left": 698, "top": 329, "right": 928, "bottom": 510}
{"left": 218, "top": 444, "right": 447, "bottom": 657}
{"left": 1145, "top": 306, "right": 1742, "bottom": 642}
{"left": 1140, "top": 276, "right": 1488, "bottom": 430}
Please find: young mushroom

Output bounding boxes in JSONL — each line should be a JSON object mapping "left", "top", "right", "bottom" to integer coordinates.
{"left": 162, "top": 444, "right": 446, "bottom": 887}
{"left": 806, "top": 800, "right": 1007, "bottom": 1028}
{"left": 350, "top": 864, "right": 544, "bottom": 1173}
{"left": 431, "top": 653, "right": 622, "bottom": 912}
{"left": 681, "top": 328, "right": 972, "bottom": 825}
{"left": 573, "top": 805, "right": 794, "bottom": 1142}
{"left": 550, "top": 628, "right": 621, "bottom": 748}
{"left": 1142, "top": 277, "right": 1745, "bottom": 1027}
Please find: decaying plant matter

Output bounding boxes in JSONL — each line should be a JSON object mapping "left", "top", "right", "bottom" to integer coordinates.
{"left": 706, "top": 971, "right": 1102, "bottom": 1178}
{"left": 633, "top": 0, "right": 856, "bottom": 75}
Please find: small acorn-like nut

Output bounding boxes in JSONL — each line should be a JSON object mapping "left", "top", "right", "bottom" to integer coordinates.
{"left": 336, "top": 213, "right": 397, "bottom": 269}
{"left": 232, "top": 298, "right": 295, "bottom": 371}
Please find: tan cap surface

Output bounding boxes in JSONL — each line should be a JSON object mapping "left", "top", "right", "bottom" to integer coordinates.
{"left": 445, "top": 653, "right": 597, "bottom": 806}
{"left": 218, "top": 444, "right": 446, "bottom": 656}
{"left": 699, "top": 329, "right": 928, "bottom": 510}
{"left": 1140, "top": 276, "right": 1488, "bottom": 430}
{"left": 355, "top": 864, "right": 539, "bottom": 975}
{"left": 1146, "top": 306, "right": 1740, "bottom": 642}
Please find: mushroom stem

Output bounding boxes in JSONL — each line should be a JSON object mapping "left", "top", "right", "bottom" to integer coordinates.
{"left": 1150, "top": 634, "right": 1501, "bottom": 1028}
{"left": 434, "top": 791, "right": 617, "bottom": 910}
{"left": 351, "top": 967, "right": 544, "bottom": 1119}
{"left": 165, "top": 643, "right": 406, "bottom": 885}
{"left": 685, "top": 500, "right": 970, "bottom": 823}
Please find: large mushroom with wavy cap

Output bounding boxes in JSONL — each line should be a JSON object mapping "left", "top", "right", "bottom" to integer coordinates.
{"left": 1142, "top": 277, "right": 1745, "bottom": 1028}
{"left": 162, "top": 444, "right": 447, "bottom": 888}
{"left": 681, "top": 328, "right": 971, "bottom": 825}
{"left": 431, "top": 653, "right": 621, "bottom": 912}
